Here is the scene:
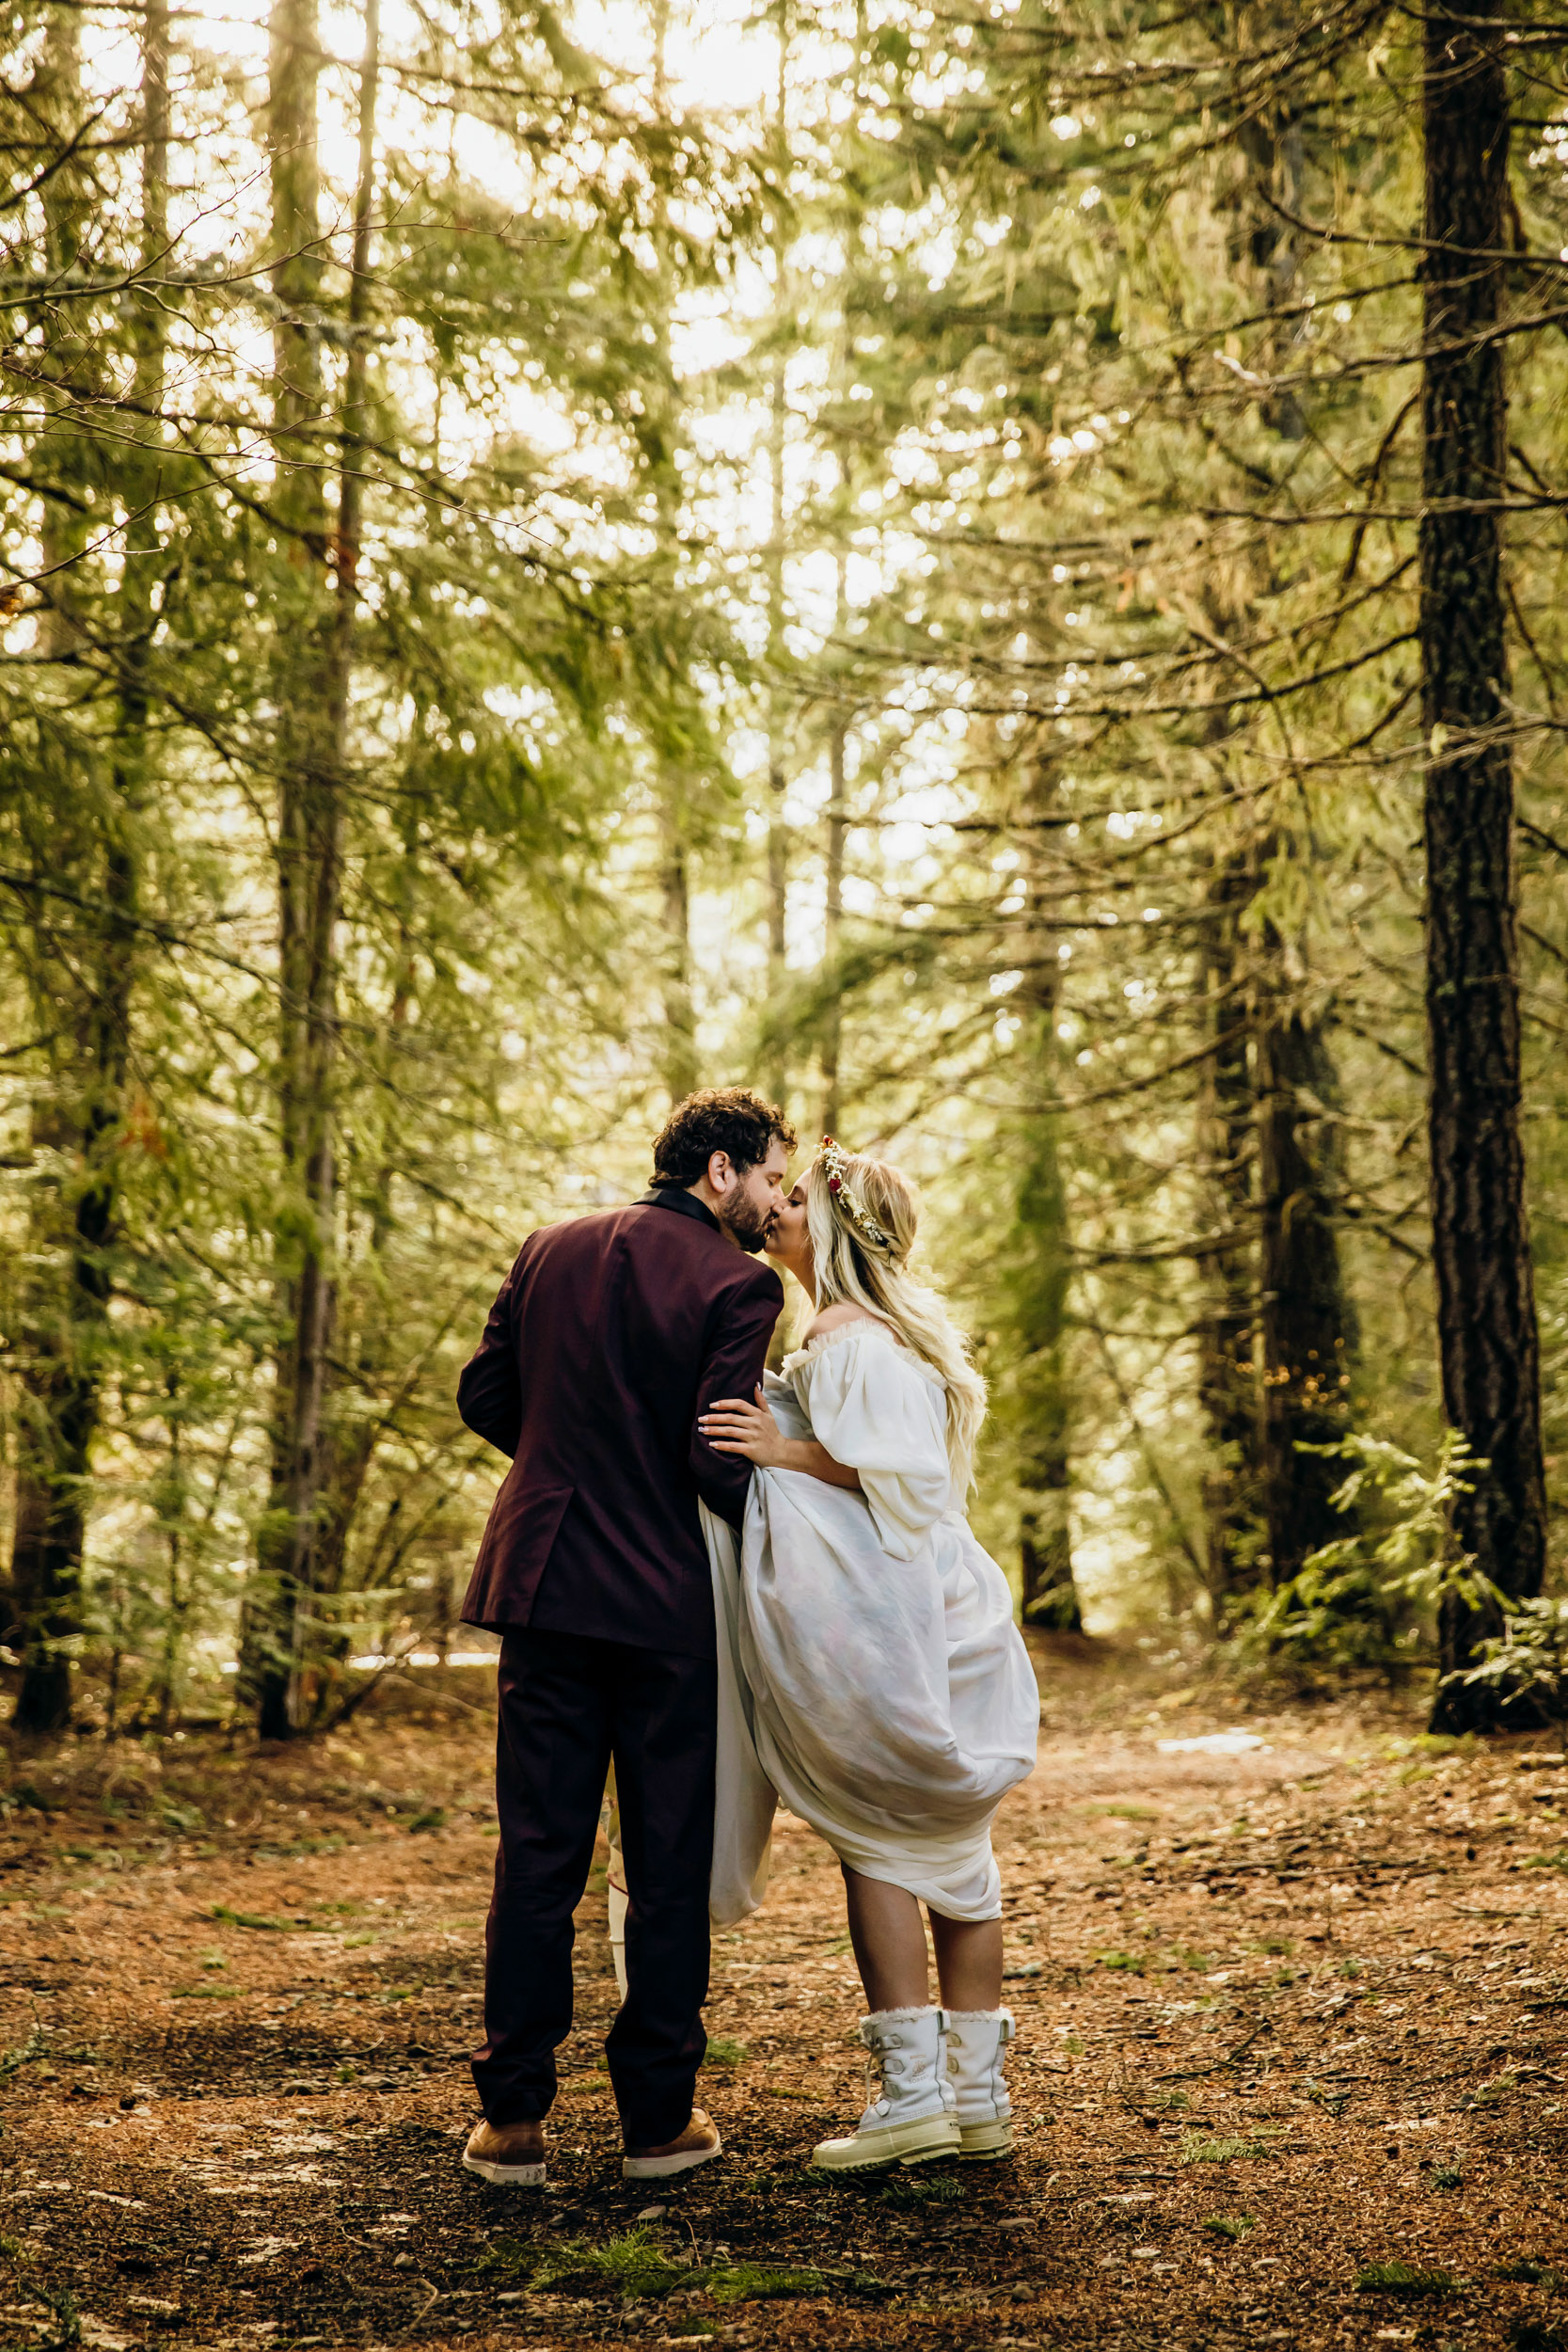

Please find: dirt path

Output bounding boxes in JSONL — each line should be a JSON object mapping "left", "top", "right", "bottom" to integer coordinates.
{"left": 3, "top": 1641, "right": 1567, "bottom": 2352}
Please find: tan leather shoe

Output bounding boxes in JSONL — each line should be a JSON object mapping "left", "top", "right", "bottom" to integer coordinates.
{"left": 622, "top": 2106, "right": 722, "bottom": 2181}
{"left": 462, "top": 2117, "right": 546, "bottom": 2185}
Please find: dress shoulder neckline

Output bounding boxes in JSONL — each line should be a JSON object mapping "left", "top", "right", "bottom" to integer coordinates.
{"left": 781, "top": 1319, "right": 943, "bottom": 1387}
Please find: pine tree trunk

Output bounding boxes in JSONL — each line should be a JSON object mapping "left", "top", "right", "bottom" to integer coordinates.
{"left": 819, "top": 717, "right": 847, "bottom": 1136}
{"left": 1012, "top": 768, "right": 1080, "bottom": 1630}
{"left": 1196, "top": 850, "right": 1260, "bottom": 1613}
{"left": 764, "top": 349, "right": 788, "bottom": 1105}
{"left": 1256, "top": 968, "right": 1359, "bottom": 1582}
{"left": 658, "top": 813, "right": 699, "bottom": 1104}
{"left": 1419, "top": 0, "right": 1546, "bottom": 1730}
{"left": 9, "top": 2, "right": 150, "bottom": 1734}
{"left": 246, "top": 0, "right": 343, "bottom": 1738}
{"left": 1014, "top": 1073, "right": 1077, "bottom": 1629}
{"left": 643, "top": 9, "right": 699, "bottom": 1111}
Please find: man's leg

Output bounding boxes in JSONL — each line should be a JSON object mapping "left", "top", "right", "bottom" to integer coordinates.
{"left": 604, "top": 1645, "right": 718, "bottom": 2149}
{"left": 471, "top": 1629, "right": 611, "bottom": 2126}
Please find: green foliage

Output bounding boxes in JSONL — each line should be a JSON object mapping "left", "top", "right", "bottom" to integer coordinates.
{"left": 1227, "top": 1431, "right": 1497, "bottom": 1677}
{"left": 702, "top": 2034, "right": 750, "bottom": 2067}
{"left": 705, "top": 2265, "right": 827, "bottom": 2305}
{"left": 472, "top": 2232, "right": 859, "bottom": 2312}
{"left": 1178, "top": 2134, "right": 1264, "bottom": 2165}
{"left": 1202, "top": 2215, "right": 1254, "bottom": 2239}
{"left": 875, "top": 2173, "right": 968, "bottom": 2208}
{"left": 543, "top": 2232, "right": 695, "bottom": 2300}
{"left": 1355, "top": 2262, "right": 1458, "bottom": 2296}
{"left": 1446, "top": 1598, "right": 1568, "bottom": 1734}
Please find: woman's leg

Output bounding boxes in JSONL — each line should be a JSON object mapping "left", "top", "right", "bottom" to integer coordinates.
{"left": 843, "top": 1867, "right": 930, "bottom": 2010}
{"left": 929, "top": 1911, "right": 1004, "bottom": 2010}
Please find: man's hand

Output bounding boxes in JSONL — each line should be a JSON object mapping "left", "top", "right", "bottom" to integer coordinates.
{"left": 699, "top": 1385, "right": 790, "bottom": 1467}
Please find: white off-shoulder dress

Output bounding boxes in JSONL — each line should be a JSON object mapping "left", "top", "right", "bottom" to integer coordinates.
{"left": 702, "top": 1319, "right": 1039, "bottom": 1925}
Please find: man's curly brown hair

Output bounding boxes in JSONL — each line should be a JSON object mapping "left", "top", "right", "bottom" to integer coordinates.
{"left": 652, "top": 1088, "right": 798, "bottom": 1188}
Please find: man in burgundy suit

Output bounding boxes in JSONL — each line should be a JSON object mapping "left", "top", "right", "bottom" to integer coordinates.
{"left": 454, "top": 1088, "right": 794, "bottom": 2187}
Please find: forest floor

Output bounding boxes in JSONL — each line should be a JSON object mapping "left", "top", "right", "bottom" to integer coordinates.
{"left": 2, "top": 1637, "right": 1567, "bottom": 2352}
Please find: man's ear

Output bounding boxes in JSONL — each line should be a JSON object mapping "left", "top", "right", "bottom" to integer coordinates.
{"left": 706, "top": 1149, "right": 733, "bottom": 1194}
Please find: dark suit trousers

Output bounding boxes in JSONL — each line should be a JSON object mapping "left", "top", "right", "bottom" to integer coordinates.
{"left": 472, "top": 1629, "right": 717, "bottom": 2149}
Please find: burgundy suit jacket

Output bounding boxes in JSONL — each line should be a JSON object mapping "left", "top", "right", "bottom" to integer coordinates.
{"left": 455, "top": 1188, "right": 784, "bottom": 1658}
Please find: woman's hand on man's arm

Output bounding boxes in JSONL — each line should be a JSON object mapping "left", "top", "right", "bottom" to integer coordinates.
{"left": 699, "top": 1387, "right": 863, "bottom": 1494}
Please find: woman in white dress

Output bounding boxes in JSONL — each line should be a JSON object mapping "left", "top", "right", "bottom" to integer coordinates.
{"left": 699, "top": 1139, "right": 1038, "bottom": 2172}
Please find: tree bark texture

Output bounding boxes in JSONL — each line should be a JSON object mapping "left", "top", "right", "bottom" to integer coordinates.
{"left": 1196, "top": 850, "right": 1260, "bottom": 1612}
{"left": 658, "top": 811, "right": 699, "bottom": 1104}
{"left": 9, "top": 3, "right": 148, "bottom": 1732}
{"left": 245, "top": 0, "right": 348, "bottom": 1738}
{"left": 1011, "top": 765, "right": 1081, "bottom": 1630}
{"left": 1230, "top": 0, "right": 1307, "bottom": 442}
{"left": 1256, "top": 968, "right": 1359, "bottom": 1584}
{"left": 1418, "top": 0, "right": 1547, "bottom": 1729}
{"left": 763, "top": 347, "right": 789, "bottom": 1108}
{"left": 1013, "top": 1071, "right": 1078, "bottom": 1629}
{"left": 819, "top": 717, "right": 847, "bottom": 1137}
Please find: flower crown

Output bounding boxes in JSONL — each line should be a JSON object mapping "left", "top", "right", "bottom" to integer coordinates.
{"left": 815, "top": 1136, "right": 899, "bottom": 1256}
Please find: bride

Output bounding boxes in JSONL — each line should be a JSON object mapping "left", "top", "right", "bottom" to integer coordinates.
{"left": 698, "top": 1138, "right": 1038, "bottom": 2172}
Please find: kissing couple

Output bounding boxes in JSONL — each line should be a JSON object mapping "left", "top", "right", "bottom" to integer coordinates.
{"left": 452, "top": 1088, "right": 1038, "bottom": 2187}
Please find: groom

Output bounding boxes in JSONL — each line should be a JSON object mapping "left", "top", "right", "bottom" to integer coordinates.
{"left": 453, "top": 1088, "right": 794, "bottom": 2185}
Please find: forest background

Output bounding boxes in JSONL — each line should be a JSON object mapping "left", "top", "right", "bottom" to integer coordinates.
{"left": 2, "top": 0, "right": 1563, "bottom": 1744}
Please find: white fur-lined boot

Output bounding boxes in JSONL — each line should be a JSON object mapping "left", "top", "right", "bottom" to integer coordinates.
{"left": 943, "top": 2007, "right": 1015, "bottom": 2158}
{"left": 810, "top": 2007, "right": 961, "bottom": 2172}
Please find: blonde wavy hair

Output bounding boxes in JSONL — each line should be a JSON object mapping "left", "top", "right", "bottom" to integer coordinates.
{"left": 804, "top": 1149, "right": 987, "bottom": 1488}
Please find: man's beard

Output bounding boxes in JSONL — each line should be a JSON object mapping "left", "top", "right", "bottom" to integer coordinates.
{"left": 718, "top": 1194, "right": 772, "bottom": 1255}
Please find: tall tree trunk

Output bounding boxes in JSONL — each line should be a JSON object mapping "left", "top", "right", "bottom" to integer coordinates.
{"left": 1419, "top": 0, "right": 1545, "bottom": 1730}
{"left": 1011, "top": 764, "right": 1080, "bottom": 1629}
{"left": 648, "top": 0, "right": 699, "bottom": 1108}
{"left": 245, "top": 0, "right": 345, "bottom": 1737}
{"left": 761, "top": 8, "right": 790, "bottom": 1104}
{"left": 1195, "top": 848, "right": 1260, "bottom": 1615}
{"left": 1256, "top": 958, "right": 1359, "bottom": 1582}
{"left": 9, "top": 2, "right": 158, "bottom": 1732}
{"left": 1192, "top": 42, "right": 1359, "bottom": 1617}
{"left": 1230, "top": 2, "right": 1307, "bottom": 444}
{"left": 1014, "top": 1062, "right": 1077, "bottom": 1629}
{"left": 819, "top": 714, "right": 847, "bottom": 1136}
{"left": 277, "top": 0, "right": 379, "bottom": 1729}
{"left": 658, "top": 813, "right": 699, "bottom": 1103}
{"left": 764, "top": 346, "right": 788, "bottom": 1105}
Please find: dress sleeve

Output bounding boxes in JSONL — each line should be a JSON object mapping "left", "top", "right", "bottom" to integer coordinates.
{"left": 798, "top": 1329, "right": 952, "bottom": 1559}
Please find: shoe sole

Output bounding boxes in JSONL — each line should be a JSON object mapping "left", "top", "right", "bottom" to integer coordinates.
{"left": 810, "top": 2118, "right": 962, "bottom": 2174}
{"left": 623, "top": 2135, "right": 722, "bottom": 2182}
{"left": 959, "top": 2121, "right": 1014, "bottom": 2160}
{"left": 462, "top": 2153, "right": 546, "bottom": 2186}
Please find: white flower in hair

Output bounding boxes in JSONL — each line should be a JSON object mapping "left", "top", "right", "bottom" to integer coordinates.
{"left": 816, "top": 1136, "right": 899, "bottom": 1254}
